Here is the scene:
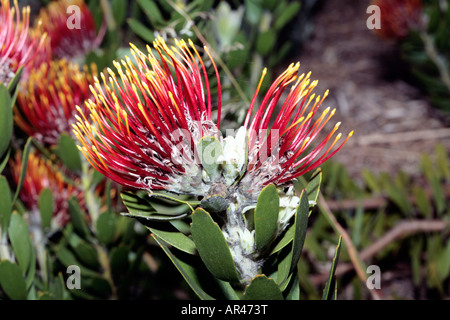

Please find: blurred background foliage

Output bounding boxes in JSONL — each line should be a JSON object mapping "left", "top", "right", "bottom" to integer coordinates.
{"left": 1, "top": 0, "right": 449, "bottom": 300}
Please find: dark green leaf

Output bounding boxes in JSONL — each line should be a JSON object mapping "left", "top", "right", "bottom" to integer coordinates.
{"left": 56, "top": 133, "right": 82, "bottom": 172}
{"left": 0, "top": 175, "right": 12, "bottom": 230}
{"left": 191, "top": 208, "right": 240, "bottom": 282}
{"left": 38, "top": 188, "right": 53, "bottom": 230}
{"left": 121, "top": 191, "right": 156, "bottom": 215}
{"left": 322, "top": 236, "right": 342, "bottom": 300}
{"left": 270, "top": 223, "right": 294, "bottom": 255}
{"left": 0, "top": 260, "right": 27, "bottom": 300}
{"left": 137, "top": 0, "right": 164, "bottom": 25}
{"left": 96, "top": 212, "right": 116, "bottom": 245}
{"left": 148, "top": 226, "right": 196, "bottom": 255}
{"left": 254, "top": 184, "right": 279, "bottom": 251}
{"left": 0, "top": 84, "right": 13, "bottom": 159}
{"left": 0, "top": 147, "right": 11, "bottom": 174}
{"left": 128, "top": 18, "right": 156, "bottom": 43}
{"left": 290, "top": 190, "right": 309, "bottom": 274}
{"left": 243, "top": 275, "right": 284, "bottom": 300}
{"left": 6, "top": 66, "right": 23, "bottom": 94}
{"left": 273, "top": 2, "right": 301, "bottom": 30}
{"left": 111, "top": 0, "right": 127, "bottom": 26}
{"left": 306, "top": 168, "right": 322, "bottom": 206}
{"left": 8, "top": 213, "right": 33, "bottom": 275}
{"left": 68, "top": 197, "right": 90, "bottom": 237}
{"left": 12, "top": 137, "right": 32, "bottom": 205}
{"left": 152, "top": 234, "right": 215, "bottom": 300}
{"left": 256, "top": 30, "right": 276, "bottom": 56}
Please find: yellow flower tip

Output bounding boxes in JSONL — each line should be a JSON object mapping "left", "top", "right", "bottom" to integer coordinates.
{"left": 324, "top": 89, "right": 330, "bottom": 97}
{"left": 129, "top": 42, "right": 138, "bottom": 51}
{"left": 349, "top": 130, "right": 354, "bottom": 137}
{"left": 330, "top": 108, "right": 336, "bottom": 116}
{"left": 335, "top": 122, "right": 341, "bottom": 129}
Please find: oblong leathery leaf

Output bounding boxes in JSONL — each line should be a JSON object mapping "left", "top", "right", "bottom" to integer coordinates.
{"left": 8, "top": 213, "right": 33, "bottom": 275}
{"left": 254, "top": 184, "right": 279, "bottom": 252}
{"left": 0, "top": 175, "right": 12, "bottom": 230}
{"left": 306, "top": 168, "right": 322, "bottom": 205}
{"left": 243, "top": 275, "right": 284, "bottom": 300}
{"left": 322, "top": 235, "right": 342, "bottom": 300}
{"left": 120, "top": 191, "right": 156, "bottom": 215}
{"left": 0, "top": 260, "right": 27, "bottom": 300}
{"left": 38, "top": 188, "right": 53, "bottom": 230}
{"left": 152, "top": 234, "right": 215, "bottom": 300}
{"left": 0, "top": 85, "right": 12, "bottom": 160}
{"left": 290, "top": 190, "right": 309, "bottom": 274}
{"left": 191, "top": 208, "right": 240, "bottom": 282}
{"left": 12, "top": 137, "right": 32, "bottom": 205}
{"left": 148, "top": 226, "right": 196, "bottom": 255}
{"left": 56, "top": 133, "right": 82, "bottom": 172}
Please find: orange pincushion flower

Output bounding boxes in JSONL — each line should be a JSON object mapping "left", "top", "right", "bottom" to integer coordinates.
{"left": 14, "top": 59, "right": 96, "bottom": 145}
{"left": 37, "top": 0, "right": 105, "bottom": 60}
{"left": 10, "top": 151, "right": 81, "bottom": 228}
{"left": 0, "top": 0, "right": 47, "bottom": 86}
{"left": 372, "top": 0, "right": 423, "bottom": 39}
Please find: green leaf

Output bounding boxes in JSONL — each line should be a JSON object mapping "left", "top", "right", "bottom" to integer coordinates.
{"left": 284, "top": 271, "right": 300, "bottom": 300}
{"left": 0, "top": 84, "right": 13, "bottom": 159}
{"left": 256, "top": 30, "right": 276, "bottom": 56}
{"left": 68, "top": 233, "right": 99, "bottom": 269}
{"left": 56, "top": 133, "right": 82, "bottom": 172}
{"left": 127, "top": 18, "right": 156, "bottom": 43}
{"left": 152, "top": 234, "right": 215, "bottom": 300}
{"left": 290, "top": 190, "right": 309, "bottom": 274}
{"left": 322, "top": 236, "right": 342, "bottom": 300}
{"left": 0, "top": 175, "right": 12, "bottom": 230}
{"left": 137, "top": 0, "right": 164, "bottom": 25}
{"left": 68, "top": 197, "right": 90, "bottom": 237}
{"left": 111, "top": 0, "right": 127, "bottom": 26}
{"left": 121, "top": 191, "right": 156, "bottom": 215}
{"left": 0, "top": 147, "right": 11, "bottom": 174}
{"left": 306, "top": 168, "right": 322, "bottom": 205}
{"left": 243, "top": 275, "right": 284, "bottom": 300}
{"left": 121, "top": 211, "right": 189, "bottom": 225}
{"left": 197, "top": 136, "right": 223, "bottom": 180}
{"left": 96, "top": 212, "right": 116, "bottom": 245}
{"left": 191, "top": 208, "right": 240, "bottom": 282}
{"left": 273, "top": 2, "right": 301, "bottom": 30}
{"left": 8, "top": 213, "right": 33, "bottom": 275}
{"left": 148, "top": 226, "right": 196, "bottom": 255}
{"left": 254, "top": 184, "right": 279, "bottom": 251}
{"left": 6, "top": 66, "right": 23, "bottom": 94}
{"left": 270, "top": 223, "right": 294, "bottom": 255}
{"left": 0, "top": 260, "right": 27, "bottom": 300}
{"left": 12, "top": 137, "right": 32, "bottom": 206}
{"left": 38, "top": 188, "right": 53, "bottom": 230}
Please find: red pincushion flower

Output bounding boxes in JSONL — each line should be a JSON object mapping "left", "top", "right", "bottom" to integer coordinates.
{"left": 74, "top": 38, "right": 352, "bottom": 199}
{"left": 14, "top": 59, "right": 96, "bottom": 145}
{"left": 37, "top": 0, "right": 105, "bottom": 60}
{"left": 10, "top": 151, "right": 81, "bottom": 228}
{"left": 0, "top": 0, "right": 47, "bottom": 86}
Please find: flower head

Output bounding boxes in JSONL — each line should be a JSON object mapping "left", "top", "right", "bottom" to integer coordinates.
{"left": 14, "top": 59, "right": 96, "bottom": 145}
{"left": 37, "top": 0, "right": 105, "bottom": 61}
{"left": 371, "top": 0, "right": 423, "bottom": 39}
{"left": 10, "top": 151, "right": 80, "bottom": 229}
{"left": 74, "top": 38, "right": 352, "bottom": 203}
{"left": 0, "top": 0, "right": 47, "bottom": 86}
